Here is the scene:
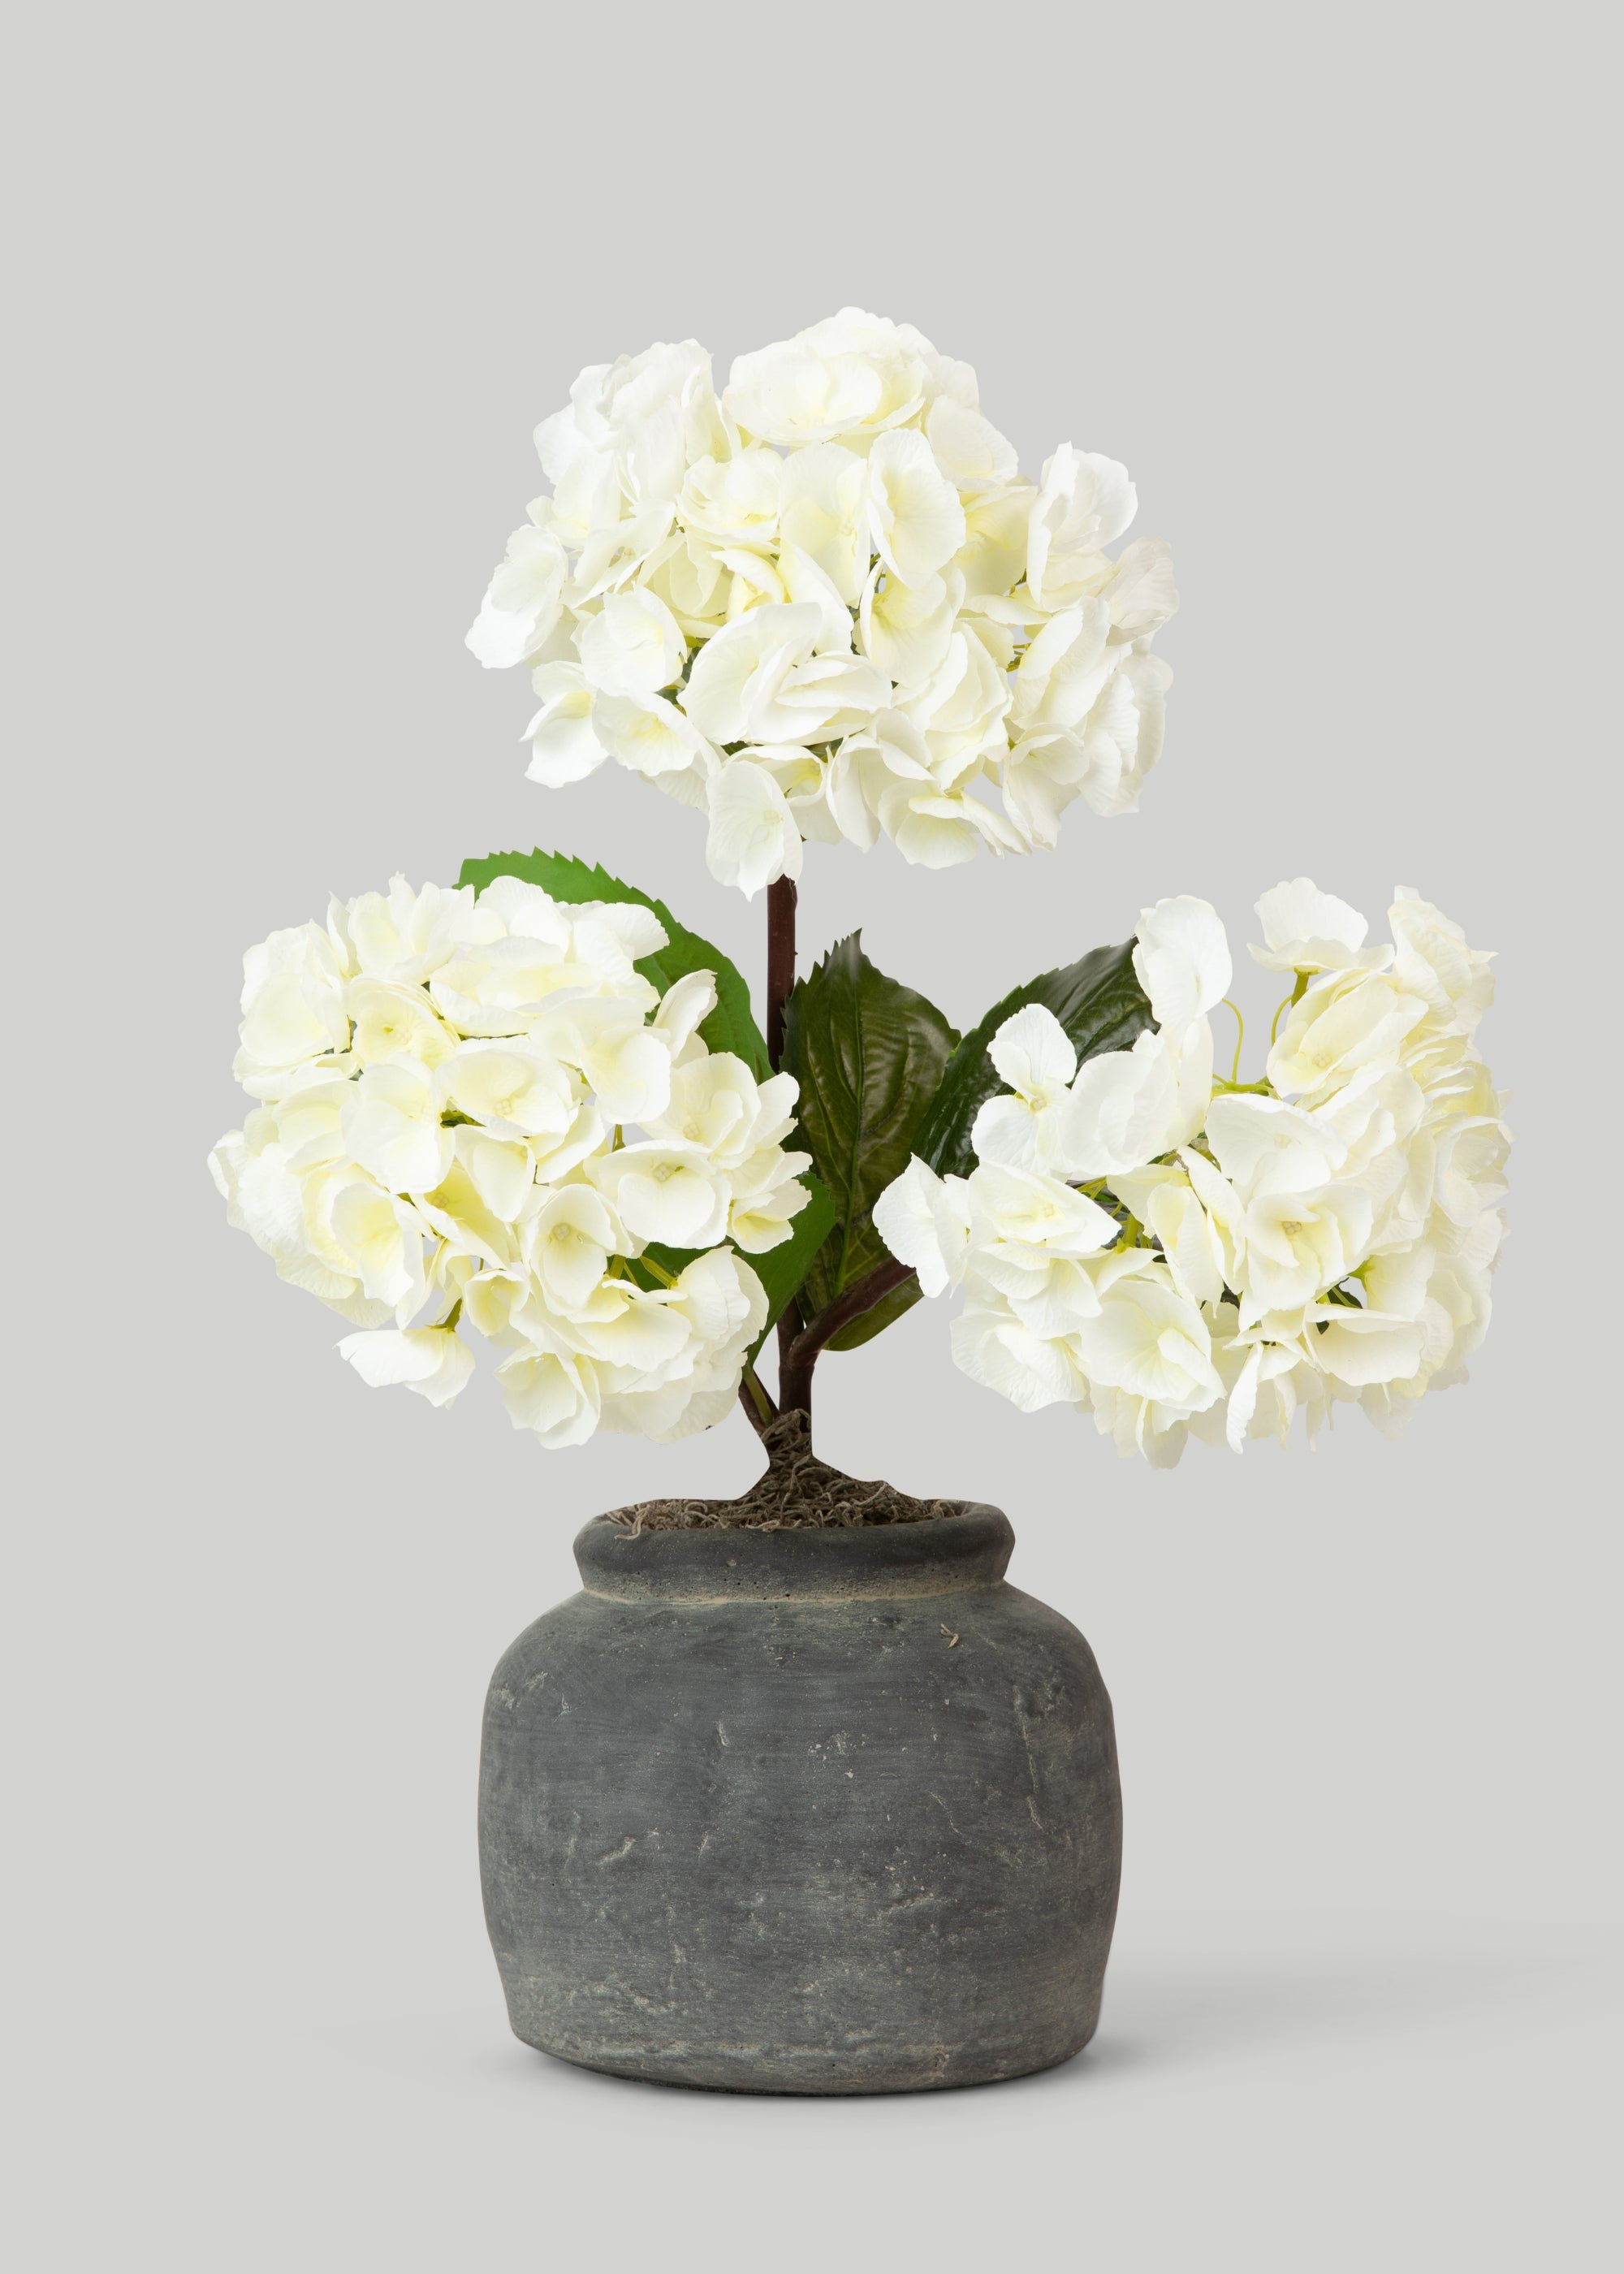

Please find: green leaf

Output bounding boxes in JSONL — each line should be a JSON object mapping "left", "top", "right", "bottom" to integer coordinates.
{"left": 783, "top": 933, "right": 958, "bottom": 1336}
{"left": 823, "top": 1273, "right": 922, "bottom": 1353}
{"left": 913, "top": 940, "right": 1153, "bottom": 1182}
{"left": 456, "top": 847, "right": 769, "bottom": 1079}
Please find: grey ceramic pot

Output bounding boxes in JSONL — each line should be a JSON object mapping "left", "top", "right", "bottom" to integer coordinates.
{"left": 478, "top": 1502, "right": 1121, "bottom": 2094}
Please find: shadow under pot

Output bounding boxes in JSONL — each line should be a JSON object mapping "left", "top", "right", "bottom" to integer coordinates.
{"left": 478, "top": 1502, "right": 1121, "bottom": 2094}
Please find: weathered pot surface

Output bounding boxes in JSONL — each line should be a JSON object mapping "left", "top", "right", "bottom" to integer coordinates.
{"left": 478, "top": 1502, "right": 1121, "bottom": 2093}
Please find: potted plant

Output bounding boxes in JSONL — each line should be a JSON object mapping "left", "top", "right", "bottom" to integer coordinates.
{"left": 211, "top": 311, "right": 1507, "bottom": 2092}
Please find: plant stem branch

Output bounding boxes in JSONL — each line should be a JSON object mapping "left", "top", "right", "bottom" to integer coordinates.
{"left": 738, "top": 1365, "right": 776, "bottom": 1437}
{"left": 766, "top": 875, "right": 797, "bottom": 1073}
{"left": 1269, "top": 970, "right": 1311, "bottom": 1046}
{"left": 777, "top": 1257, "right": 917, "bottom": 1416}
{"left": 775, "top": 1306, "right": 801, "bottom": 1415}
{"left": 765, "top": 871, "right": 804, "bottom": 1424}
{"left": 758, "top": 880, "right": 910, "bottom": 1443}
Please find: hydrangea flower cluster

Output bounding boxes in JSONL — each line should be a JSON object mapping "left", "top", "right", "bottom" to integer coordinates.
{"left": 467, "top": 309, "right": 1177, "bottom": 894}
{"left": 209, "top": 875, "right": 811, "bottom": 1446}
{"left": 875, "top": 883, "right": 1509, "bottom": 1466}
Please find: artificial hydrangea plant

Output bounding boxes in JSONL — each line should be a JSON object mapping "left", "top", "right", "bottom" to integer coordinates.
{"left": 214, "top": 313, "right": 1507, "bottom": 1469}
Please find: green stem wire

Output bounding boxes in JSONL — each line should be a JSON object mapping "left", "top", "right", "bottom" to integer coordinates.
{"left": 1268, "top": 968, "right": 1312, "bottom": 1047}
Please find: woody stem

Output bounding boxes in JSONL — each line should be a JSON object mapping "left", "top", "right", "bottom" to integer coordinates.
{"left": 767, "top": 875, "right": 797, "bottom": 1072}
{"left": 766, "top": 875, "right": 802, "bottom": 1428}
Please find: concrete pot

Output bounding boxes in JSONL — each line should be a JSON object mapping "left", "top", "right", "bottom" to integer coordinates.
{"left": 478, "top": 1502, "right": 1121, "bottom": 2094}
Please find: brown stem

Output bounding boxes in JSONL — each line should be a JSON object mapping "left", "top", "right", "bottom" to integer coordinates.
{"left": 766, "top": 874, "right": 797, "bottom": 1072}
{"left": 776, "top": 1258, "right": 917, "bottom": 1419}
{"left": 775, "top": 1306, "right": 801, "bottom": 1416}
{"left": 765, "top": 871, "right": 803, "bottom": 1422}
{"left": 758, "top": 880, "right": 913, "bottom": 1443}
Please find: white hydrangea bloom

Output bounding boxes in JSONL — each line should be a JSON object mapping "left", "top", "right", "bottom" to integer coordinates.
{"left": 212, "top": 877, "right": 809, "bottom": 1447}
{"left": 468, "top": 310, "right": 1178, "bottom": 893}
{"left": 875, "top": 885, "right": 1507, "bottom": 1464}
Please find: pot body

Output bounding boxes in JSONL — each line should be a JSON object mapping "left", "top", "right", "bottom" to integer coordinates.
{"left": 478, "top": 1505, "right": 1121, "bottom": 2093}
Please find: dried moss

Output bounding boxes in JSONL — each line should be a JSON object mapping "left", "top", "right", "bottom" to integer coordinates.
{"left": 615, "top": 1410, "right": 957, "bottom": 1533}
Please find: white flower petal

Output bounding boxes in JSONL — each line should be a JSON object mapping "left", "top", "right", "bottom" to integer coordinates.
{"left": 1133, "top": 897, "right": 1233, "bottom": 1032}
{"left": 704, "top": 759, "right": 804, "bottom": 897}
{"left": 338, "top": 1327, "right": 474, "bottom": 1407}
{"left": 873, "top": 1156, "right": 971, "bottom": 1297}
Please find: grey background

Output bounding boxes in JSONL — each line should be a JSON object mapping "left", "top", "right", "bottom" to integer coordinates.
{"left": 8, "top": 5, "right": 1617, "bottom": 2268}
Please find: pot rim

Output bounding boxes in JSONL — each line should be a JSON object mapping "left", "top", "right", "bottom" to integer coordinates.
{"left": 573, "top": 1501, "right": 1014, "bottom": 1603}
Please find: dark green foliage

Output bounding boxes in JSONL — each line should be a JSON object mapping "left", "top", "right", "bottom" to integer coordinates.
{"left": 783, "top": 933, "right": 958, "bottom": 1346}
